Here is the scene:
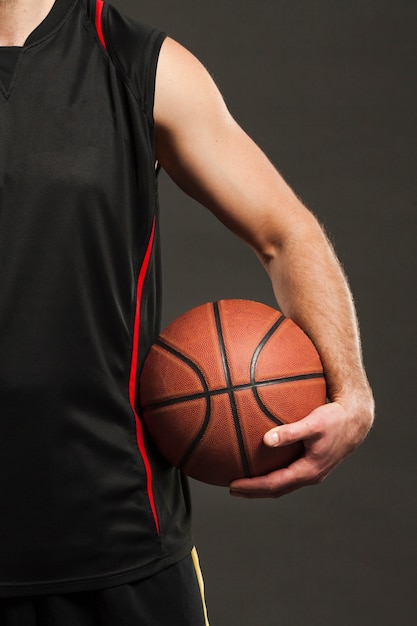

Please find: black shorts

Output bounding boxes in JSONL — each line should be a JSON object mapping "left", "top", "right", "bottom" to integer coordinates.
{"left": 0, "top": 550, "right": 209, "bottom": 626}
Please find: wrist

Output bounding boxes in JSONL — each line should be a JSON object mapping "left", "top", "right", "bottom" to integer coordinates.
{"left": 331, "top": 381, "right": 375, "bottom": 442}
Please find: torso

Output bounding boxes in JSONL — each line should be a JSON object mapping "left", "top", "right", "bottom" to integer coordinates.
{"left": 0, "top": 0, "right": 192, "bottom": 596}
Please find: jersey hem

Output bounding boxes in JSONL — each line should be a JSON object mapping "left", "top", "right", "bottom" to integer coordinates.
{"left": 0, "top": 541, "right": 194, "bottom": 598}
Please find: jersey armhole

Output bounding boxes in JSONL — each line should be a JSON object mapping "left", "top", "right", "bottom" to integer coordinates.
{"left": 96, "top": 1, "right": 167, "bottom": 125}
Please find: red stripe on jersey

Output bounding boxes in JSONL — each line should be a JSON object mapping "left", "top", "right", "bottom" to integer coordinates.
{"left": 129, "top": 218, "right": 160, "bottom": 536}
{"left": 95, "top": 0, "right": 107, "bottom": 49}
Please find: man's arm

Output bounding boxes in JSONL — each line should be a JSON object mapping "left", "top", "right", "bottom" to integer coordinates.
{"left": 154, "top": 38, "right": 374, "bottom": 497}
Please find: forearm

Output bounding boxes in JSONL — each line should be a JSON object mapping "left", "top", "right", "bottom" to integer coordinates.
{"left": 261, "top": 213, "right": 374, "bottom": 436}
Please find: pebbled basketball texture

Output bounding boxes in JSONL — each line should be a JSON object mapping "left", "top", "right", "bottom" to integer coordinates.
{"left": 139, "top": 300, "right": 326, "bottom": 486}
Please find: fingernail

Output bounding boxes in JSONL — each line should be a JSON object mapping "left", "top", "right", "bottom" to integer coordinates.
{"left": 265, "top": 431, "right": 279, "bottom": 446}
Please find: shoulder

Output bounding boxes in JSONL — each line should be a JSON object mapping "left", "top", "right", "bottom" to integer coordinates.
{"left": 89, "top": 1, "right": 167, "bottom": 113}
{"left": 155, "top": 37, "right": 230, "bottom": 131}
{"left": 103, "top": 3, "right": 165, "bottom": 55}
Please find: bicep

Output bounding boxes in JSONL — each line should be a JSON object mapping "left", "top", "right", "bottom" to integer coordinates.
{"left": 154, "top": 37, "right": 313, "bottom": 258}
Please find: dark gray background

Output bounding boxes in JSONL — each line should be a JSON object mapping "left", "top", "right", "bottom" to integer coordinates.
{"left": 113, "top": 2, "right": 416, "bottom": 624}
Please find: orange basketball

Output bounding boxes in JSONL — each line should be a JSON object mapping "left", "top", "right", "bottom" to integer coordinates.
{"left": 139, "top": 300, "right": 326, "bottom": 486}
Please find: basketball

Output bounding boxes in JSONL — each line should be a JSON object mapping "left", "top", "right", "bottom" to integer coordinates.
{"left": 139, "top": 300, "right": 326, "bottom": 486}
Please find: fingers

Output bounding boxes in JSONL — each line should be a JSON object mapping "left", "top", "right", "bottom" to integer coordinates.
{"left": 229, "top": 405, "right": 340, "bottom": 498}
{"left": 229, "top": 457, "right": 326, "bottom": 499}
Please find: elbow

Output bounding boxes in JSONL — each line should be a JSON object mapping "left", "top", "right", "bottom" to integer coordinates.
{"left": 254, "top": 208, "right": 326, "bottom": 270}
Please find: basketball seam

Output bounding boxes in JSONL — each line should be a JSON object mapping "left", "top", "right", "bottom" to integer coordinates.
{"left": 212, "top": 301, "right": 251, "bottom": 478}
{"left": 142, "top": 372, "right": 325, "bottom": 410}
{"left": 250, "top": 315, "right": 287, "bottom": 426}
{"left": 153, "top": 339, "right": 212, "bottom": 471}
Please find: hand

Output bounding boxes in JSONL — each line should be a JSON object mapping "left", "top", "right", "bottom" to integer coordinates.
{"left": 229, "top": 396, "right": 374, "bottom": 498}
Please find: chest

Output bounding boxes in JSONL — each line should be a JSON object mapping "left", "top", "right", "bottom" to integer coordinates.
{"left": 0, "top": 39, "right": 149, "bottom": 204}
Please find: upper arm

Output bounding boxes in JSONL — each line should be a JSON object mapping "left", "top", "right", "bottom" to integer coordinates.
{"left": 154, "top": 37, "right": 315, "bottom": 260}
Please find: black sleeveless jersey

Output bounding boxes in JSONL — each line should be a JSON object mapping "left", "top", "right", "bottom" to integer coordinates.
{"left": 0, "top": 0, "right": 192, "bottom": 596}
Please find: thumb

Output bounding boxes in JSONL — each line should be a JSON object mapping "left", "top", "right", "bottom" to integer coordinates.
{"left": 263, "top": 410, "right": 322, "bottom": 448}
{"left": 263, "top": 424, "right": 299, "bottom": 448}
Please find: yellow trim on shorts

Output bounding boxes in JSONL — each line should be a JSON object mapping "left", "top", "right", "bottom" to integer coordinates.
{"left": 191, "top": 547, "right": 210, "bottom": 626}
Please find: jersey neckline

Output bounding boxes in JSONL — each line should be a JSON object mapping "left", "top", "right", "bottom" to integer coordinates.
{"left": 25, "top": 0, "right": 77, "bottom": 46}
{"left": 0, "top": 0, "right": 78, "bottom": 49}
{"left": 0, "top": 0, "right": 77, "bottom": 97}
